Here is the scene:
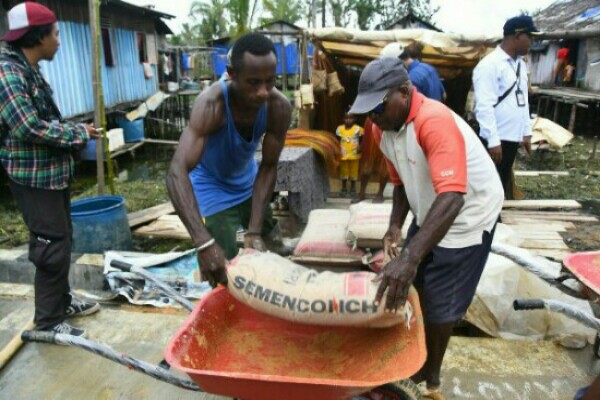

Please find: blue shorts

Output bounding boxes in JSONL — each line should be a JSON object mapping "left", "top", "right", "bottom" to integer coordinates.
{"left": 405, "top": 220, "right": 496, "bottom": 324}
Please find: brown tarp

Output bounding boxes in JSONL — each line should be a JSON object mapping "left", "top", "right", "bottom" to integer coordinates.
{"left": 307, "top": 28, "right": 499, "bottom": 133}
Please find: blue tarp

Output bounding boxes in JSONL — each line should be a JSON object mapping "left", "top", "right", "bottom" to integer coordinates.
{"left": 212, "top": 43, "right": 313, "bottom": 77}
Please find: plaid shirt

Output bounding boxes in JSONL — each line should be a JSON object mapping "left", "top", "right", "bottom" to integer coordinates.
{"left": 0, "top": 47, "right": 88, "bottom": 190}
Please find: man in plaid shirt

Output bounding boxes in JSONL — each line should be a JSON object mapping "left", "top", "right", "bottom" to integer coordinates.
{"left": 0, "top": 2, "right": 101, "bottom": 337}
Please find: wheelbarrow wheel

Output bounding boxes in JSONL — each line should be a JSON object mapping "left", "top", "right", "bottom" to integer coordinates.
{"left": 363, "top": 379, "right": 422, "bottom": 400}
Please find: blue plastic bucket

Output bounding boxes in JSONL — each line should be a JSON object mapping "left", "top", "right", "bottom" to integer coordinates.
{"left": 80, "top": 139, "right": 103, "bottom": 161}
{"left": 117, "top": 117, "right": 145, "bottom": 142}
{"left": 71, "top": 195, "right": 132, "bottom": 253}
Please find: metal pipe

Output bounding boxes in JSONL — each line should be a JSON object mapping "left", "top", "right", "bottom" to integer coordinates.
{"left": 21, "top": 330, "right": 201, "bottom": 391}
{"left": 514, "top": 299, "right": 600, "bottom": 332}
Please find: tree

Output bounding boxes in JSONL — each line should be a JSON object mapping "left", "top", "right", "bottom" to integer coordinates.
{"left": 260, "top": 0, "right": 304, "bottom": 26}
{"left": 189, "top": 0, "right": 228, "bottom": 42}
{"left": 377, "top": 0, "right": 438, "bottom": 30}
{"left": 330, "top": 0, "right": 353, "bottom": 27}
{"left": 228, "top": 0, "right": 260, "bottom": 37}
{"left": 167, "top": 22, "right": 203, "bottom": 46}
{"left": 351, "top": 0, "right": 378, "bottom": 30}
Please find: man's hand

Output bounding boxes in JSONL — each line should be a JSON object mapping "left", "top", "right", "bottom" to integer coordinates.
{"left": 85, "top": 124, "right": 102, "bottom": 140}
{"left": 196, "top": 241, "right": 228, "bottom": 288}
{"left": 244, "top": 232, "right": 267, "bottom": 251}
{"left": 488, "top": 145, "right": 502, "bottom": 164}
{"left": 522, "top": 136, "right": 532, "bottom": 158}
{"left": 374, "top": 252, "right": 418, "bottom": 312}
{"left": 383, "top": 225, "right": 402, "bottom": 261}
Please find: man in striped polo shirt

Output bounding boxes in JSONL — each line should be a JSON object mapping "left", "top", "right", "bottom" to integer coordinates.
{"left": 350, "top": 57, "right": 504, "bottom": 396}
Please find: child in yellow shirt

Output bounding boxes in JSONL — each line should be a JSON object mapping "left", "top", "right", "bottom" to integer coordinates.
{"left": 336, "top": 113, "right": 364, "bottom": 197}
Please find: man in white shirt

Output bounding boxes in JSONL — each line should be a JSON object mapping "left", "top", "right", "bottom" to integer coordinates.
{"left": 473, "top": 15, "right": 541, "bottom": 198}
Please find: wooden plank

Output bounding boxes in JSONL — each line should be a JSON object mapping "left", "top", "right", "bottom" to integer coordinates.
{"left": 503, "top": 200, "right": 581, "bottom": 209}
{"left": 520, "top": 239, "right": 570, "bottom": 250}
{"left": 134, "top": 216, "right": 191, "bottom": 240}
{"left": 509, "top": 223, "right": 575, "bottom": 232}
{"left": 514, "top": 171, "right": 569, "bottom": 177}
{"left": 127, "top": 202, "right": 175, "bottom": 228}
{"left": 513, "top": 231, "right": 564, "bottom": 240}
{"left": 502, "top": 214, "right": 597, "bottom": 222}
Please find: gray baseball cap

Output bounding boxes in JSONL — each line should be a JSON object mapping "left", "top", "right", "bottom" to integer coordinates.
{"left": 349, "top": 57, "right": 409, "bottom": 115}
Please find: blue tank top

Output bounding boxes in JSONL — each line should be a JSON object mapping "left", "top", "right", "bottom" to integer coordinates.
{"left": 189, "top": 81, "right": 267, "bottom": 217}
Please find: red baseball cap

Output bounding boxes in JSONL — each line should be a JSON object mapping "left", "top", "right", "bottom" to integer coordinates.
{"left": 1, "top": 2, "right": 57, "bottom": 42}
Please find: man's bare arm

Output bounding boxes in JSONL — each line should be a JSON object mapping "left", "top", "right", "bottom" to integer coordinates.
{"left": 247, "top": 90, "right": 292, "bottom": 236}
{"left": 166, "top": 85, "right": 224, "bottom": 247}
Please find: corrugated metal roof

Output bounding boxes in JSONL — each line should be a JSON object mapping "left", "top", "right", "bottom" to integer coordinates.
{"left": 40, "top": 20, "right": 158, "bottom": 118}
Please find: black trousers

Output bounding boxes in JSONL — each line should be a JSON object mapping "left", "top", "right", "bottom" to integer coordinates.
{"left": 496, "top": 141, "right": 520, "bottom": 198}
{"left": 8, "top": 179, "right": 72, "bottom": 329}
{"left": 479, "top": 138, "right": 519, "bottom": 199}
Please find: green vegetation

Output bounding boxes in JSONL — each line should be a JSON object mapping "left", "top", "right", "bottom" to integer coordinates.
{"left": 516, "top": 136, "right": 600, "bottom": 201}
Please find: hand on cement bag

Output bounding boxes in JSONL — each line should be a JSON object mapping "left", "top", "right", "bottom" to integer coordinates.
{"left": 243, "top": 232, "right": 267, "bottom": 252}
{"left": 197, "top": 241, "right": 228, "bottom": 288}
{"left": 383, "top": 225, "right": 402, "bottom": 262}
{"left": 374, "top": 252, "right": 417, "bottom": 313}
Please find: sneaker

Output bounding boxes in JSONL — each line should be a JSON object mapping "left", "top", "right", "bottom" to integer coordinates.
{"left": 44, "top": 322, "right": 86, "bottom": 338}
{"left": 65, "top": 297, "right": 100, "bottom": 318}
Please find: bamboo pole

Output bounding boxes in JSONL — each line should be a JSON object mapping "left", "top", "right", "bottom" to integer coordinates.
{"left": 89, "top": 0, "right": 115, "bottom": 194}
{"left": 89, "top": 0, "right": 105, "bottom": 194}
{"left": 0, "top": 320, "right": 35, "bottom": 370}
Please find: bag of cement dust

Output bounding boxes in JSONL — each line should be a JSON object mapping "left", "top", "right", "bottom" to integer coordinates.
{"left": 227, "top": 250, "right": 413, "bottom": 328}
{"left": 292, "top": 209, "right": 365, "bottom": 266}
{"left": 346, "top": 202, "right": 413, "bottom": 249}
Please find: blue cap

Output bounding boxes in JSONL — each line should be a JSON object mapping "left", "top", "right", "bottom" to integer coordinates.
{"left": 503, "top": 15, "right": 541, "bottom": 36}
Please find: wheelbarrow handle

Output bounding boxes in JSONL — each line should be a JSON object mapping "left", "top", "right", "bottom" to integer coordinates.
{"left": 21, "top": 330, "right": 201, "bottom": 391}
{"left": 21, "top": 329, "right": 56, "bottom": 344}
{"left": 110, "top": 259, "right": 133, "bottom": 272}
{"left": 513, "top": 299, "right": 546, "bottom": 311}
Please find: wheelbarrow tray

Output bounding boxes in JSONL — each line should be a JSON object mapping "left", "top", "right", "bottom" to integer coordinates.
{"left": 164, "top": 286, "right": 426, "bottom": 400}
{"left": 564, "top": 251, "right": 600, "bottom": 296}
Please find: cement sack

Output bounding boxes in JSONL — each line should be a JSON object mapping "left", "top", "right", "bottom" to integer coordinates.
{"left": 227, "top": 250, "right": 413, "bottom": 328}
{"left": 346, "top": 203, "right": 392, "bottom": 249}
{"left": 292, "top": 209, "right": 364, "bottom": 266}
{"left": 346, "top": 202, "right": 413, "bottom": 249}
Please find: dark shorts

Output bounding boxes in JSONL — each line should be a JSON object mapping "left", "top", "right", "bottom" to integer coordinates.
{"left": 204, "top": 197, "right": 275, "bottom": 260}
{"left": 406, "top": 220, "right": 496, "bottom": 324}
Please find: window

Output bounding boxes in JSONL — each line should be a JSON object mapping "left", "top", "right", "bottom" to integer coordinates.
{"left": 137, "top": 32, "right": 148, "bottom": 63}
{"left": 101, "top": 28, "right": 115, "bottom": 66}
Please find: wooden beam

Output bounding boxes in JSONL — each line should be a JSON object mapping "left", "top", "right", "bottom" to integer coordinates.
{"left": 128, "top": 202, "right": 175, "bottom": 228}
{"left": 502, "top": 200, "right": 581, "bottom": 209}
{"left": 514, "top": 171, "right": 569, "bottom": 177}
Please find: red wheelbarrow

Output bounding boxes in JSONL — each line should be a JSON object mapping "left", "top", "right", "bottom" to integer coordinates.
{"left": 21, "top": 260, "right": 427, "bottom": 400}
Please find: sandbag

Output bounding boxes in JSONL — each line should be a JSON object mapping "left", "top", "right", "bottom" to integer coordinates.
{"left": 227, "top": 251, "right": 413, "bottom": 328}
{"left": 292, "top": 209, "right": 365, "bottom": 266}
{"left": 346, "top": 203, "right": 392, "bottom": 249}
{"left": 346, "top": 202, "right": 413, "bottom": 249}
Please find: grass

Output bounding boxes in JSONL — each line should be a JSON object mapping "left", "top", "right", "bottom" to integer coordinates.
{"left": 515, "top": 135, "right": 600, "bottom": 201}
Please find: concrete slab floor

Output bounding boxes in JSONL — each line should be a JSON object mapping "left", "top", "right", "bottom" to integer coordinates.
{"left": 1, "top": 289, "right": 599, "bottom": 400}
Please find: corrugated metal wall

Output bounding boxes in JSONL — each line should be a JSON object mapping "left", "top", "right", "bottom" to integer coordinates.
{"left": 584, "top": 38, "right": 600, "bottom": 91}
{"left": 529, "top": 42, "right": 559, "bottom": 86}
{"left": 39, "top": 20, "right": 158, "bottom": 118}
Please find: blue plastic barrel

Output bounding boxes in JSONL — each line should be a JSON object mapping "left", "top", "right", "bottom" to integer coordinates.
{"left": 117, "top": 117, "right": 145, "bottom": 142}
{"left": 71, "top": 196, "right": 132, "bottom": 253}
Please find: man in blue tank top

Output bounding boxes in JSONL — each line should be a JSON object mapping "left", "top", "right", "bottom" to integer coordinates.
{"left": 167, "top": 33, "right": 292, "bottom": 288}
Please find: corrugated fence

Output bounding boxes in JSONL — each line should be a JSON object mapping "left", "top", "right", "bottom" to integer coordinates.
{"left": 40, "top": 21, "right": 157, "bottom": 118}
